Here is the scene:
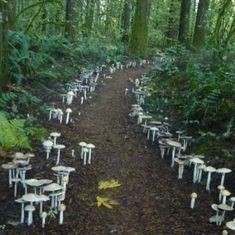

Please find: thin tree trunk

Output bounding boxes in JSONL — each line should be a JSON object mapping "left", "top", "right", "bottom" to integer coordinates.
{"left": 129, "top": 0, "right": 151, "bottom": 57}
{"left": 65, "top": 0, "right": 75, "bottom": 41}
{"left": 178, "top": 0, "right": 191, "bottom": 45}
{"left": 166, "top": 0, "right": 181, "bottom": 44}
{"left": 121, "top": 0, "right": 132, "bottom": 43}
{"left": 0, "top": 0, "right": 12, "bottom": 90}
{"left": 193, "top": 0, "right": 210, "bottom": 49}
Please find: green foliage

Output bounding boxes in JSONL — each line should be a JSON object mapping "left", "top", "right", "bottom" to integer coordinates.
{"left": 74, "top": 37, "right": 125, "bottom": 64}
{"left": 0, "top": 112, "right": 46, "bottom": 150}
{"left": 146, "top": 45, "right": 235, "bottom": 157}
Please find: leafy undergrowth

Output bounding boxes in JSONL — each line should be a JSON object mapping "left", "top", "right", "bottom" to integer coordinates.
{"left": 145, "top": 45, "right": 235, "bottom": 166}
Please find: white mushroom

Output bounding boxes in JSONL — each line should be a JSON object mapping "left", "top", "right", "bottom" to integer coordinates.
{"left": 25, "top": 205, "right": 35, "bottom": 226}
{"left": 190, "top": 158, "right": 204, "bottom": 183}
{"left": 83, "top": 147, "right": 89, "bottom": 165}
{"left": 174, "top": 158, "right": 185, "bottom": 179}
{"left": 2, "top": 162, "right": 17, "bottom": 187}
{"left": 12, "top": 177, "right": 21, "bottom": 197}
{"left": 229, "top": 197, "right": 235, "bottom": 209}
{"left": 43, "top": 140, "right": 54, "bottom": 159}
{"left": 40, "top": 211, "right": 47, "bottom": 228}
{"left": 217, "top": 168, "right": 232, "bottom": 186}
{"left": 15, "top": 197, "right": 25, "bottom": 223}
{"left": 218, "top": 185, "right": 225, "bottom": 202}
{"left": 67, "top": 91, "right": 75, "bottom": 105}
{"left": 222, "top": 230, "right": 228, "bottom": 235}
{"left": 65, "top": 108, "right": 72, "bottom": 124}
{"left": 79, "top": 142, "right": 87, "bottom": 159}
{"left": 57, "top": 109, "right": 64, "bottom": 123}
{"left": 226, "top": 220, "right": 235, "bottom": 231}
{"left": 197, "top": 164, "right": 206, "bottom": 183}
{"left": 86, "top": 143, "right": 95, "bottom": 164}
{"left": 50, "top": 132, "right": 61, "bottom": 146}
{"left": 204, "top": 166, "right": 216, "bottom": 191}
{"left": 222, "top": 189, "right": 231, "bottom": 204}
{"left": 190, "top": 192, "right": 197, "bottom": 209}
{"left": 59, "top": 204, "right": 66, "bottom": 225}
{"left": 53, "top": 144, "right": 66, "bottom": 165}
{"left": 80, "top": 96, "right": 84, "bottom": 105}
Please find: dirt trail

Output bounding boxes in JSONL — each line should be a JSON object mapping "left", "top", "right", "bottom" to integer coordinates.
{"left": 1, "top": 67, "right": 223, "bottom": 235}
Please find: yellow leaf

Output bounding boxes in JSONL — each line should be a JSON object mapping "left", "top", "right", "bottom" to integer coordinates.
{"left": 96, "top": 196, "right": 119, "bottom": 209}
{"left": 98, "top": 179, "right": 121, "bottom": 190}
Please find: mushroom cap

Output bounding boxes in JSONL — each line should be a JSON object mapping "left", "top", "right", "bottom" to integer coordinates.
{"left": 53, "top": 144, "right": 66, "bottom": 149}
{"left": 24, "top": 179, "right": 42, "bottom": 187}
{"left": 38, "top": 179, "right": 53, "bottom": 185}
{"left": 211, "top": 204, "right": 219, "bottom": 211}
{"left": 13, "top": 152, "right": 25, "bottom": 159}
{"left": 150, "top": 127, "right": 159, "bottom": 131}
{"left": 2, "top": 162, "right": 17, "bottom": 169}
{"left": 218, "top": 185, "right": 225, "bottom": 190}
{"left": 50, "top": 132, "right": 61, "bottom": 137}
{"left": 176, "top": 130, "right": 184, "bottom": 134}
{"left": 193, "top": 154, "right": 205, "bottom": 159}
{"left": 166, "top": 140, "right": 182, "bottom": 148}
{"left": 217, "top": 168, "right": 232, "bottom": 174}
{"left": 222, "top": 189, "right": 231, "bottom": 197}
{"left": 204, "top": 166, "right": 216, "bottom": 172}
{"left": 25, "top": 153, "right": 35, "bottom": 158}
{"left": 13, "top": 159, "right": 28, "bottom": 166}
{"left": 79, "top": 142, "right": 87, "bottom": 147}
{"left": 25, "top": 205, "right": 35, "bottom": 212}
{"left": 40, "top": 212, "right": 48, "bottom": 218}
{"left": 198, "top": 164, "right": 206, "bottom": 170}
{"left": 86, "top": 143, "right": 95, "bottom": 149}
{"left": 43, "top": 140, "right": 53, "bottom": 147}
{"left": 67, "top": 91, "right": 75, "bottom": 96}
{"left": 22, "top": 193, "right": 41, "bottom": 203}
{"left": 218, "top": 204, "right": 233, "bottom": 211}
{"left": 43, "top": 183, "right": 63, "bottom": 192}
{"left": 15, "top": 198, "right": 25, "bottom": 203}
{"left": 65, "top": 166, "right": 75, "bottom": 173}
{"left": 191, "top": 192, "right": 198, "bottom": 198}
{"left": 174, "top": 158, "right": 185, "bottom": 164}
{"left": 66, "top": 108, "right": 72, "bottom": 113}
{"left": 229, "top": 197, "right": 235, "bottom": 202}
{"left": 190, "top": 158, "right": 204, "bottom": 164}
{"left": 141, "top": 115, "right": 152, "bottom": 120}
{"left": 59, "top": 203, "right": 66, "bottom": 211}
{"left": 52, "top": 166, "right": 67, "bottom": 172}
{"left": 150, "top": 120, "right": 162, "bottom": 125}
{"left": 226, "top": 221, "right": 235, "bottom": 230}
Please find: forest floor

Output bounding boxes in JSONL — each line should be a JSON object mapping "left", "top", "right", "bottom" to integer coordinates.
{"left": 0, "top": 66, "right": 232, "bottom": 235}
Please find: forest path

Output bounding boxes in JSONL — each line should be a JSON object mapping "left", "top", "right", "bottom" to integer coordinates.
{"left": 2, "top": 67, "right": 221, "bottom": 235}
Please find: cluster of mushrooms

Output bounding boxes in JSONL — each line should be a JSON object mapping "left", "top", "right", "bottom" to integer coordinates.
{"left": 129, "top": 73, "right": 235, "bottom": 233}
{"left": 1, "top": 151, "right": 75, "bottom": 227}
{"left": 1, "top": 59, "right": 150, "bottom": 229}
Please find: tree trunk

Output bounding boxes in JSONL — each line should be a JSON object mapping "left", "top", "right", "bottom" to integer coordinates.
{"left": 166, "top": 0, "right": 181, "bottom": 44}
{"left": 0, "top": 0, "right": 11, "bottom": 90}
{"left": 121, "top": 0, "right": 132, "bottom": 43}
{"left": 178, "top": 0, "right": 191, "bottom": 45}
{"left": 65, "top": 0, "right": 75, "bottom": 41}
{"left": 193, "top": 0, "right": 210, "bottom": 49}
{"left": 84, "top": 0, "right": 95, "bottom": 36}
{"left": 129, "top": 0, "right": 151, "bottom": 57}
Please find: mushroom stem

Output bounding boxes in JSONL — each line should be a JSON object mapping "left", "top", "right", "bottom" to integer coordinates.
{"left": 83, "top": 151, "right": 87, "bottom": 165}
{"left": 221, "top": 173, "right": 225, "bottom": 186}
{"left": 46, "top": 150, "right": 50, "bottom": 159}
{"left": 193, "top": 164, "right": 198, "bottom": 183}
{"left": 66, "top": 113, "right": 70, "bottom": 124}
{"left": 9, "top": 170, "right": 12, "bottom": 187}
{"left": 81, "top": 97, "right": 84, "bottom": 105}
{"left": 21, "top": 203, "right": 25, "bottom": 223}
{"left": 206, "top": 172, "right": 212, "bottom": 191}
{"left": 56, "top": 149, "right": 61, "bottom": 165}
{"left": 179, "top": 164, "right": 184, "bottom": 179}
{"left": 222, "top": 195, "right": 227, "bottom": 204}
{"left": 88, "top": 150, "right": 92, "bottom": 164}
{"left": 190, "top": 197, "right": 196, "bottom": 209}
{"left": 171, "top": 147, "right": 176, "bottom": 167}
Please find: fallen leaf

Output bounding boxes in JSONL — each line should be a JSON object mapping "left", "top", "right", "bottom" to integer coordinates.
{"left": 96, "top": 196, "right": 119, "bottom": 209}
{"left": 98, "top": 179, "right": 121, "bottom": 190}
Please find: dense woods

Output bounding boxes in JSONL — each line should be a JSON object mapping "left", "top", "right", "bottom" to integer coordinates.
{"left": 0, "top": 0, "right": 235, "bottom": 233}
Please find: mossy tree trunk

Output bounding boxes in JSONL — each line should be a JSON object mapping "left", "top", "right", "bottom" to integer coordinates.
{"left": 83, "top": 0, "right": 95, "bottom": 36}
{"left": 178, "top": 0, "right": 191, "bottom": 45}
{"left": 121, "top": 0, "right": 132, "bottom": 43}
{"left": 0, "top": 0, "right": 11, "bottom": 90}
{"left": 129, "top": 0, "right": 151, "bottom": 57}
{"left": 193, "top": 0, "right": 210, "bottom": 49}
{"left": 65, "top": 0, "right": 75, "bottom": 41}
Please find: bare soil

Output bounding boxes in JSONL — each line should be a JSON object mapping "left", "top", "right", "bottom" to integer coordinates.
{"left": 0, "top": 67, "right": 233, "bottom": 234}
